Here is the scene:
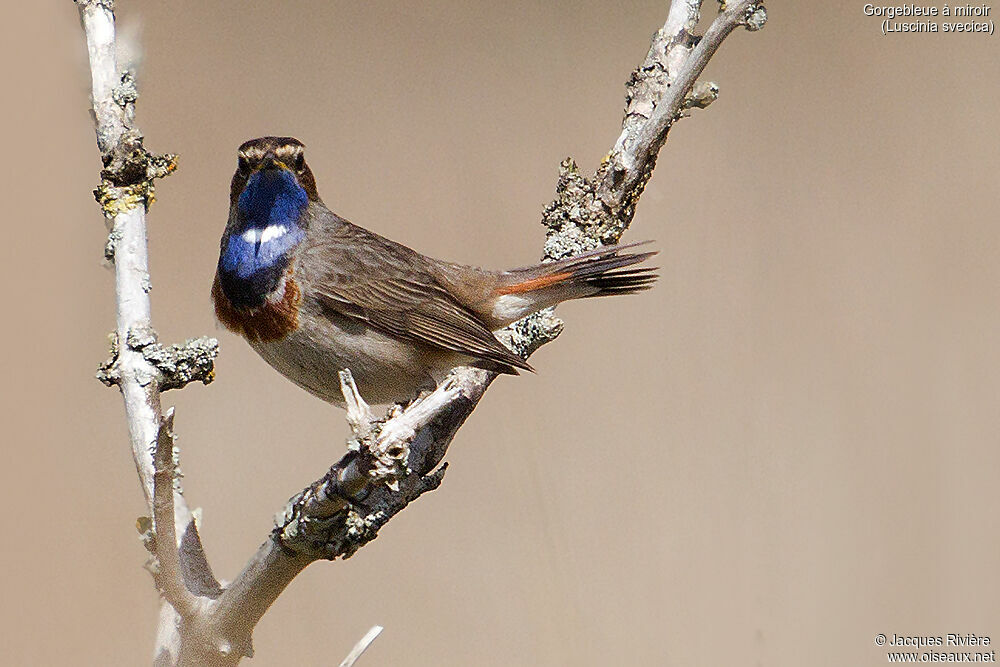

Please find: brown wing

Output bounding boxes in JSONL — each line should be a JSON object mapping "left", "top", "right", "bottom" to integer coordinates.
{"left": 298, "top": 212, "right": 531, "bottom": 372}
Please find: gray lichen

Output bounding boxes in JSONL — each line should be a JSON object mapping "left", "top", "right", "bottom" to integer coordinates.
{"left": 540, "top": 159, "right": 605, "bottom": 259}
{"left": 111, "top": 71, "right": 138, "bottom": 108}
{"left": 684, "top": 81, "right": 720, "bottom": 109}
{"left": 744, "top": 4, "right": 767, "bottom": 31}
{"left": 104, "top": 227, "right": 123, "bottom": 261}
{"left": 96, "top": 328, "right": 218, "bottom": 391}
{"left": 141, "top": 336, "right": 219, "bottom": 391}
{"left": 500, "top": 308, "right": 564, "bottom": 360}
{"left": 96, "top": 332, "right": 121, "bottom": 386}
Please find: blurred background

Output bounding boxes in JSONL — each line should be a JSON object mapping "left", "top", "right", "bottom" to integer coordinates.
{"left": 3, "top": 1, "right": 998, "bottom": 665}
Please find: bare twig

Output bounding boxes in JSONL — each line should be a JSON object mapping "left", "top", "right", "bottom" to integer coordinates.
{"left": 152, "top": 410, "right": 201, "bottom": 618}
{"left": 340, "top": 369, "right": 377, "bottom": 439}
{"left": 78, "top": 0, "right": 166, "bottom": 511}
{"left": 611, "top": 0, "right": 768, "bottom": 220}
{"left": 76, "top": 0, "right": 218, "bottom": 663}
{"left": 339, "top": 626, "right": 384, "bottom": 667}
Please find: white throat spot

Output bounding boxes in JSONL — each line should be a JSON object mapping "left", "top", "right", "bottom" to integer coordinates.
{"left": 242, "top": 224, "right": 288, "bottom": 245}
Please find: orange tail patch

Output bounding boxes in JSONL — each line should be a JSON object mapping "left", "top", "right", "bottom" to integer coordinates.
{"left": 496, "top": 271, "right": 573, "bottom": 295}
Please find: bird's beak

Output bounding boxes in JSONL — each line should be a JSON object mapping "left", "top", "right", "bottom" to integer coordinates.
{"left": 256, "top": 155, "right": 293, "bottom": 173}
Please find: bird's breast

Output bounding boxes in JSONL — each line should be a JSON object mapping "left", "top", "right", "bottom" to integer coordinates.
{"left": 212, "top": 268, "right": 301, "bottom": 342}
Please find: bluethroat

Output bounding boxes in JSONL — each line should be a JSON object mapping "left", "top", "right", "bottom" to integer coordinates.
{"left": 213, "top": 137, "right": 657, "bottom": 407}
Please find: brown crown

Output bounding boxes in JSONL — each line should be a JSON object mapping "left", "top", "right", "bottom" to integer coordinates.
{"left": 230, "top": 136, "right": 320, "bottom": 204}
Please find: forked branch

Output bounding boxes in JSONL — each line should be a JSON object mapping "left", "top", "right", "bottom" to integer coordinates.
{"left": 221, "top": 0, "right": 766, "bottom": 657}
{"left": 76, "top": 0, "right": 764, "bottom": 664}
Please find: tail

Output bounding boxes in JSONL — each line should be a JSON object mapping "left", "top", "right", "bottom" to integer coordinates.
{"left": 487, "top": 242, "right": 658, "bottom": 327}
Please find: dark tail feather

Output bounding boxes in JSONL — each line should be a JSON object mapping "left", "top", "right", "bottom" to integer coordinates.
{"left": 500, "top": 241, "right": 659, "bottom": 297}
{"left": 583, "top": 266, "right": 659, "bottom": 296}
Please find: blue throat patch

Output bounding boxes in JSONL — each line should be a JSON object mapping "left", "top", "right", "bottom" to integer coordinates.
{"left": 219, "top": 168, "right": 308, "bottom": 308}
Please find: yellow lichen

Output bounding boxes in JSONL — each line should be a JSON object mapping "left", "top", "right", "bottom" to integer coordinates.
{"left": 94, "top": 180, "right": 156, "bottom": 216}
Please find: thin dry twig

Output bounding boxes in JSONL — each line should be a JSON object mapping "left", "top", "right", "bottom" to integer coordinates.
{"left": 338, "top": 626, "right": 384, "bottom": 667}
{"left": 152, "top": 409, "right": 201, "bottom": 618}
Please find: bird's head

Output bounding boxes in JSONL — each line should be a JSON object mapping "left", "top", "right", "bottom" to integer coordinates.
{"left": 217, "top": 137, "right": 318, "bottom": 310}
{"left": 230, "top": 136, "right": 320, "bottom": 206}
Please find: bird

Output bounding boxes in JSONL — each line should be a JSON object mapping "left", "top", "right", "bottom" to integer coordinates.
{"left": 212, "top": 136, "right": 657, "bottom": 408}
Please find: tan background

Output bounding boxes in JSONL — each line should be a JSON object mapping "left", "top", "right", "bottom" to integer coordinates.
{"left": 3, "top": 1, "right": 998, "bottom": 665}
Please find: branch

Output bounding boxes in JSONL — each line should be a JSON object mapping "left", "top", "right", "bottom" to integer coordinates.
{"left": 152, "top": 410, "right": 201, "bottom": 618}
{"left": 339, "top": 626, "right": 384, "bottom": 667}
{"left": 597, "top": 0, "right": 767, "bottom": 228}
{"left": 215, "top": 0, "right": 766, "bottom": 657}
{"left": 207, "top": 369, "right": 467, "bottom": 652}
{"left": 75, "top": 0, "right": 219, "bottom": 662}
{"left": 99, "top": 329, "right": 218, "bottom": 391}
{"left": 77, "top": 1, "right": 764, "bottom": 663}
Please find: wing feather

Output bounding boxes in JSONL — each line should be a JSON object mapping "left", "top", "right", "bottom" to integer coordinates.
{"left": 299, "top": 213, "right": 531, "bottom": 372}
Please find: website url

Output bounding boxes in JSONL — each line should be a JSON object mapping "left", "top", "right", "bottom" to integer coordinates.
{"left": 887, "top": 651, "right": 997, "bottom": 663}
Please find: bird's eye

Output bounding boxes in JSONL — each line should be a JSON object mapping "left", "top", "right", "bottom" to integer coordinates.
{"left": 294, "top": 152, "right": 305, "bottom": 172}
{"left": 237, "top": 155, "right": 250, "bottom": 174}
